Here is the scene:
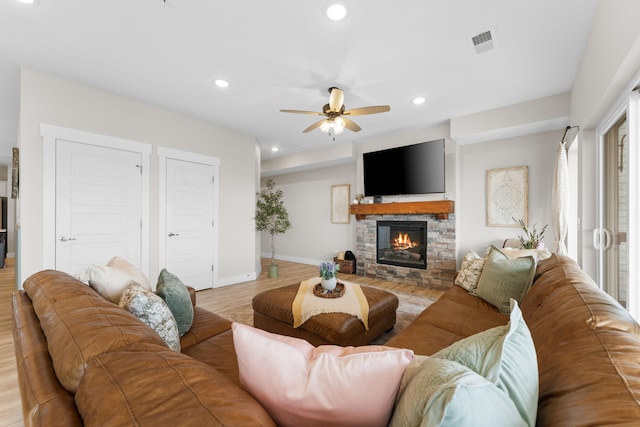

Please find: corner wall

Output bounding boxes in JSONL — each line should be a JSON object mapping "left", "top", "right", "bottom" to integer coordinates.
{"left": 456, "top": 130, "right": 560, "bottom": 259}
{"left": 18, "top": 69, "right": 258, "bottom": 285}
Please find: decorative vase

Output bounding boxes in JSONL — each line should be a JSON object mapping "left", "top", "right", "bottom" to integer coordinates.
{"left": 268, "top": 265, "right": 279, "bottom": 278}
{"left": 321, "top": 276, "right": 337, "bottom": 291}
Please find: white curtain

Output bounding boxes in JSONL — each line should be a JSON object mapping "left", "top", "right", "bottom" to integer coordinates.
{"left": 552, "top": 140, "right": 569, "bottom": 255}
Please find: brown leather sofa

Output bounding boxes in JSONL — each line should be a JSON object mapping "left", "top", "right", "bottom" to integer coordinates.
{"left": 387, "top": 254, "right": 640, "bottom": 425}
{"left": 12, "top": 254, "right": 640, "bottom": 426}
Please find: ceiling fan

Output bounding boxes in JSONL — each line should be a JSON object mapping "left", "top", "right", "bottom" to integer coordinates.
{"left": 280, "top": 87, "right": 390, "bottom": 136}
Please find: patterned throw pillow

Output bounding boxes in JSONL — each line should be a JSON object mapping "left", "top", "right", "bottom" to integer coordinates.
{"left": 156, "top": 269, "right": 194, "bottom": 337}
{"left": 119, "top": 282, "right": 180, "bottom": 351}
{"left": 455, "top": 250, "right": 486, "bottom": 294}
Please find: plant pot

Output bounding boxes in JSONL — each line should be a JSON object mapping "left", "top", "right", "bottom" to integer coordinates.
{"left": 268, "top": 265, "right": 279, "bottom": 278}
{"left": 321, "top": 277, "right": 337, "bottom": 291}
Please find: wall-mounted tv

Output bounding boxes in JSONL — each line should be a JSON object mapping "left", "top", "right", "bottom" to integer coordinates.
{"left": 363, "top": 139, "right": 445, "bottom": 197}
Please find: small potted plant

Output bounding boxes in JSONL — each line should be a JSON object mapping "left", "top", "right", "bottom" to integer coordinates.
{"left": 513, "top": 217, "right": 548, "bottom": 249}
{"left": 255, "top": 179, "right": 292, "bottom": 278}
{"left": 319, "top": 260, "right": 340, "bottom": 291}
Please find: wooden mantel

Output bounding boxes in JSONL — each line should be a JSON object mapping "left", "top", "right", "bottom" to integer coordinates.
{"left": 350, "top": 200, "right": 455, "bottom": 220}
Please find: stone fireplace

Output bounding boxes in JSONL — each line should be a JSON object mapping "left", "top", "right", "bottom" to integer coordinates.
{"left": 352, "top": 201, "right": 456, "bottom": 290}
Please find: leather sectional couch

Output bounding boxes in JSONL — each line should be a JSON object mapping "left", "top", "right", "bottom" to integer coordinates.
{"left": 12, "top": 254, "right": 640, "bottom": 426}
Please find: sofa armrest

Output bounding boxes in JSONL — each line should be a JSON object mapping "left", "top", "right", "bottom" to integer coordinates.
{"left": 187, "top": 286, "right": 196, "bottom": 306}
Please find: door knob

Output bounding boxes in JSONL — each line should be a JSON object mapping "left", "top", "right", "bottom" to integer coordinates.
{"left": 59, "top": 236, "right": 77, "bottom": 242}
{"left": 168, "top": 232, "right": 180, "bottom": 237}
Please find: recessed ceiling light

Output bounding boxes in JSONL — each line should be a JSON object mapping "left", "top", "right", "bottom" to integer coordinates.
{"left": 326, "top": 3, "right": 347, "bottom": 21}
{"left": 271, "top": 147, "right": 279, "bottom": 152}
{"left": 213, "top": 79, "right": 229, "bottom": 88}
{"left": 412, "top": 97, "right": 426, "bottom": 105}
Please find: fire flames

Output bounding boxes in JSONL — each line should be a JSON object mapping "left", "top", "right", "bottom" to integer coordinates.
{"left": 392, "top": 232, "right": 418, "bottom": 250}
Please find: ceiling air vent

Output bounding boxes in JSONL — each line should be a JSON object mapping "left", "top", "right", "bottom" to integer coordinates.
{"left": 470, "top": 29, "right": 495, "bottom": 55}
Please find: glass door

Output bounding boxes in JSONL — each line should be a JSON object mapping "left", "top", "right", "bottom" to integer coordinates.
{"left": 601, "top": 116, "right": 629, "bottom": 307}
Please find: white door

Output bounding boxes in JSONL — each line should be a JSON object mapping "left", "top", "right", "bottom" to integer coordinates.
{"left": 55, "top": 139, "right": 143, "bottom": 275}
{"left": 164, "top": 158, "right": 214, "bottom": 290}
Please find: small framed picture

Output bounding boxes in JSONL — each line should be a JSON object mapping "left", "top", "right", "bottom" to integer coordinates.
{"left": 331, "top": 184, "right": 350, "bottom": 224}
{"left": 486, "top": 166, "right": 528, "bottom": 227}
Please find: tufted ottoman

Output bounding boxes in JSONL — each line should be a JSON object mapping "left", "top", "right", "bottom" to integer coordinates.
{"left": 252, "top": 282, "right": 398, "bottom": 346}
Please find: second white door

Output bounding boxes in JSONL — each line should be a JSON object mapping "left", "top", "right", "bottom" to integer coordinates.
{"left": 164, "top": 158, "right": 214, "bottom": 290}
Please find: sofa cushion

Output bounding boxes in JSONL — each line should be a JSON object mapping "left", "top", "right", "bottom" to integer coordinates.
{"left": 156, "top": 268, "right": 194, "bottom": 336}
{"left": 119, "top": 282, "right": 181, "bottom": 352}
{"left": 23, "top": 270, "right": 167, "bottom": 393}
{"left": 475, "top": 245, "right": 536, "bottom": 313}
{"left": 75, "top": 256, "right": 152, "bottom": 303}
{"left": 75, "top": 342, "right": 277, "bottom": 427}
{"left": 232, "top": 322, "right": 413, "bottom": 427}
{"left": 389, "top": 357, "right": 527, "bottom": 427}
{"left": 432, "top": 300, "right": 538, "bottom": 427}
{"left": 454, "top": 249, "right": 485, "bottom": 293}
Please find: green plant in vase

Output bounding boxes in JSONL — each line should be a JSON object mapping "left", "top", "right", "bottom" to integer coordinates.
{"left": 255, "top": 179, "right": 292, "bottom": 278}
{"left": 513, "top": 217, "right": 548, "bottom": 249}
{"left": 319, "top": 260, "right": 340, "bottom": 291}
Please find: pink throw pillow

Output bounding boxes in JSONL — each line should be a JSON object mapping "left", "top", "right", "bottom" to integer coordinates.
{"left": 232, "top": 323, "right": 414, "bottom": 427}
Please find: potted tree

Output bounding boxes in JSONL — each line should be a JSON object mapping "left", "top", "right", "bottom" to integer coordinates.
{"left": 255, "top": 179, "right": 292, "bottom": 278}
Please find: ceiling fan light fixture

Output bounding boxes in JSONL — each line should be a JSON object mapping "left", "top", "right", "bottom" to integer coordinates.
{"left": 333, "top": 116, "right": 346, "bottom": 133}
{"left": 326, "top": 3, "right": 347, "bottom": 21}
{"left": 320, "top": 120, "right": 332, "bottom": 133}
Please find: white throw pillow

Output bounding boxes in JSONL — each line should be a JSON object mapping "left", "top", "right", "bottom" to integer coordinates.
{"left": 501, "top": 247, "right": 552, "bottom": 261}
{"left": 75, "top": 256, "right": 151, "bottom": 303}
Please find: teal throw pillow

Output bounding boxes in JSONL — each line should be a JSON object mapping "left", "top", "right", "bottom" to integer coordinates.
{"left": 156, "top": 269, "right": 194, "bottom": 337}
{"left": 389, "top": 357, "right": 527, "bottom": 427}
{"left": 432, "top": 300, "right": 539, "bottom": 427}
{"left": 475, "top": 245, "right": 536, "bottom": 313}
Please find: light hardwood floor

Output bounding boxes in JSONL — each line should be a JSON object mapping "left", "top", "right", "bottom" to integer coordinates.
{"left": 0, "top": 258, "right": 443, "bottom": 426}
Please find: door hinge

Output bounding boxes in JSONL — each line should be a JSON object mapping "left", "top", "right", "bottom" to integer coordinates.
{"left": 136, "top": 164, "right": 142, "bottom": 174}
{"left": 212, "top": 176, "right": 214, "bottom": 184}
{"left": 211, "top": 265, "right": 214, "bottom": 272}
{"left": 211, "top": 219, "right": 214, "bottom": 227}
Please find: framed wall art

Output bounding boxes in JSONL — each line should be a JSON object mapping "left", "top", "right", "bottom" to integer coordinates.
{"left": 486, "top": 166, "right": 528, "bottom": 227}
{"left": 331, "top": 184, "right": 350, "bottom": 224}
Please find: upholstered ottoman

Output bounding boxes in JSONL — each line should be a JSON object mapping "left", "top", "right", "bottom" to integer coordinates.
{"left": 252, "top": 282, "right": 398, "bottom": 346}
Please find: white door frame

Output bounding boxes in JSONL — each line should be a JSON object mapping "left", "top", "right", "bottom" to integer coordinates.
{"left": 41, "top": 123, "right": 152, "bottom": 277}
{"left": 157, "top": 147, "right": 220, "bottom": 287}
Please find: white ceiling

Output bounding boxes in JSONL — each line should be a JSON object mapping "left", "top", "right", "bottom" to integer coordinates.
{"left": 0, "top": 0, "right": 598, "bottom": 166}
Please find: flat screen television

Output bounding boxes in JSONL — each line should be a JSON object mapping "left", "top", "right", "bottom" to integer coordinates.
{"left": 363, "top": 139, "right": 445, "bottom": 197}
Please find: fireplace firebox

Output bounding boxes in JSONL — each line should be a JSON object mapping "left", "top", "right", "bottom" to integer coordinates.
{"left": 376, "top": 220, "right": 427, "bottom": 269}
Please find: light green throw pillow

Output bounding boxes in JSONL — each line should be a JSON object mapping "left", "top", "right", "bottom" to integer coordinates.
{"left": 475, "top": 245, "right": 536, "bottom": 313}
{"left": 389, "top": 357, "right": 527, "bottom": 427}
{"left": 432, "top": 300, "right": 539, "bottom": 427}
{"left": 156, "top": 269, "right": 194, "bottom": 337}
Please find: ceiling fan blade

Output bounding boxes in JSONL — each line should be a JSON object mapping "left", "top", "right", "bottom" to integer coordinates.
{"left": 343, "top": 118, "right": 362, "bottom": 132}
{"left": 343, "top": 105, "right": 391, "bottom": 116}
{"left": 328, "top": 87, "right": 344, "bottom": 112}
{"left": 280, "top": 109, "right": 325, "bottom": 116}
{"left": 303, "top": 119, "right": 326, "bottom": 133}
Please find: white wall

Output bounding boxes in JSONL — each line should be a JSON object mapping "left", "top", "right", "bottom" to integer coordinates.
{"left": 18, "top": 69, "right": 258, "bottom": 285}
{"left": 569, "top": 0, "right": 640, "bottom": 279}
{"left": 261, "top": 163, "right": 356, "bottom": 266}
{"left": 457, "top": 131, "right": 560, "bottom": 260}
